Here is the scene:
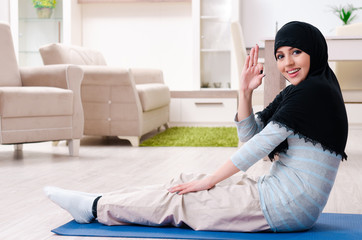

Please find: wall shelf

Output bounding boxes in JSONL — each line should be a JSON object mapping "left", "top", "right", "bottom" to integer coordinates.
{"left": 201, "top": 49, "right": 230, "bottom": 53}
{"left": 19, "top": 18, "right": 62, "bottom": 22}
{"left": 200, "top": 16, "right": 230, "bottom": 22}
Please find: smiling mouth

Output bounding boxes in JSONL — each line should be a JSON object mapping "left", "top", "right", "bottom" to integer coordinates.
{"left": 287, "top": 68, "right": 300, "bottom": 74}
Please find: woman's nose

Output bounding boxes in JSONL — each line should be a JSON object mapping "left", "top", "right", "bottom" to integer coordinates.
{"left": 285, "top": 55, "right": 294, "bottom": 66}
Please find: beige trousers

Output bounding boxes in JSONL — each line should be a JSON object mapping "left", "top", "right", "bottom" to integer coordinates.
{"left": 97, "top": 173, "right": 270, "bottom": 232}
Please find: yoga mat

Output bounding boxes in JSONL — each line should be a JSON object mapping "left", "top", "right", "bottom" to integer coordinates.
{"left": 52, "top": 213, "right": 362, "bottom": 239}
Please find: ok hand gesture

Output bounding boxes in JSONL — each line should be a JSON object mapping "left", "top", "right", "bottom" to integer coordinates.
{"left": 240, "top": 44, "right": 264, "bottom": 95}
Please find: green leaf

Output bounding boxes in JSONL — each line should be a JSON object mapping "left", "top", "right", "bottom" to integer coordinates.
{"left": 331, "top": 4, "right": 362, "bottom": 25}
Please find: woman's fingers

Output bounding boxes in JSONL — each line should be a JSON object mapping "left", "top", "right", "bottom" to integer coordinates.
{"left": 257, "top": 63, "right": 264, "bottom": 75}
{"left": 169, "top": 180, "right": 208, "bottom": 195}
{"left": 168, "top": 182, "right": 191, "bottom": 193}
{"left": 248, "top": 47, "right": 255, "bottom": 67}
{"left": 254, "top": 44, "right": 259, "bottom": 66}
{"left": 247, "top": 44, "right": 260, "bottom": 68}
{"left": 244, "top": 55, "right": 251, "bottom": 69}
{"left": 168, "top": 184, "right": 184, "bottom": 193}
{"left": 239, "top": 44, "right": 265, "bottom": 91}
{"left": 177, "top": 186, "right": 190, "bottom": 195}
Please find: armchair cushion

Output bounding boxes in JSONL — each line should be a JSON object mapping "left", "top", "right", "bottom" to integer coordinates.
{"left": 136, "top": 84, "right": 170, "bottom": 112}
{"left": 0, "top": 87, "right": 73, "bottom": 117}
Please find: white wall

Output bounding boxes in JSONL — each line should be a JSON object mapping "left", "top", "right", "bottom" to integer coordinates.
{"left": 81, "top": 0, "right": 360, "bottom": 90}
{"left": 240, "top": 0, "right": 362, "bottom": 47}
{"left": 0, "top": 0, "right": 10, "bottom": 23}
{"left": 3, "top": 0, "right": 360, "bottom": 90}
{"left": 81, "top": 2, "right": 193, "bottom": 90}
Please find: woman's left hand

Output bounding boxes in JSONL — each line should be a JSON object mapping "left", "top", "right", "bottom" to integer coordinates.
{"left": 168, "top": 177, "right": 215, "bottom": 195}
{"left": 239, "top": 44, "right": 264, "bottom": 94}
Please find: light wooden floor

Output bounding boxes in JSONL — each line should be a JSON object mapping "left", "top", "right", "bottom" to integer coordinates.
{"left": 0, "top": 125, "right": 361, "bottom": 240}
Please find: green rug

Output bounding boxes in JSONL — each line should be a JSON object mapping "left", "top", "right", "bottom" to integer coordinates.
{"left": 140, "top": 127, "right": 238, "bottom": 147}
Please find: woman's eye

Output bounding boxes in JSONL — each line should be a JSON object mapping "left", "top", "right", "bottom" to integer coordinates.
{"left": 293, "top": 50, "right": 302, "bottom": 55}
{"left": 276, "top": 54, "right": 284, "bottom": 60}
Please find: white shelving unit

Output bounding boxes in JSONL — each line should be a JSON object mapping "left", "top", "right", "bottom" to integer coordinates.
{"left": 192, "top": 0, "right": 240, "bottom": 90}
{"left": 10, "top": 0, "right": 82, "bottom": 67}
{"left": 170, "top": 0, "right": 240, "bottom": 126}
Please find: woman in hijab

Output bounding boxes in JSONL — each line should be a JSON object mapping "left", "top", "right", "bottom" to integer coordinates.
{"left": 45, "top": 21, "right": 348, "bottom": 233}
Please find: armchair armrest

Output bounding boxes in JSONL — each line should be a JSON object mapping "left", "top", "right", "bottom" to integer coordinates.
{"left": 80, "top": 66, "right": 140, "bottom": 107}
{"left": 20, "top": 64, "right": 83, "bottom": 90}
{"left": 130, "top": 68, "right": 164, "bottom": 85}
{"left": 19, "top": 64, "right": 84, "bottom": 139}
{"left": 79, "top": 65, "right": 143, "bottom": 136}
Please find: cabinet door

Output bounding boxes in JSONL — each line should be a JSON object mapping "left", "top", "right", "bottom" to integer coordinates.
{"left": 194, "top": 0, "right": 239, "bottom": 90}
{"left": 180, "top": 98, "right": 237, "bottom": 123}
{"left": 18, "top": 0, "right": 63, "bottom": 67}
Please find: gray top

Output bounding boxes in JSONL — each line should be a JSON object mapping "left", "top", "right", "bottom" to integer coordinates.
{"left": 231, "top": 112, "right": 341, "bottom": 232}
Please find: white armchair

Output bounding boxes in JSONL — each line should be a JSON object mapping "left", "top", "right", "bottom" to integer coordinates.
{"left": 0, "top": 23, "right": 84, "bottom": 156}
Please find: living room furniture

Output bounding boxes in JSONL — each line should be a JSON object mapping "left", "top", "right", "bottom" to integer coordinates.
{"left": 192, "top": 0, "right": 240, "bottom": 90}
{"left": 0, "top": 22, "right": 84, "bottom": 156}
{"left": 263, "top": 36, "right": 362, "bottom": 106}
{"left": 39, "top": 43, "right": 170, "bottom": 147}
{"left": 170, "top": 90, "right": 238, "bottom": 125}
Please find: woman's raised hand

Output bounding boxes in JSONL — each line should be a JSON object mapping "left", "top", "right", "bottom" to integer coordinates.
{"left": 240, "top": 44, "right": 264, "bottom": 95}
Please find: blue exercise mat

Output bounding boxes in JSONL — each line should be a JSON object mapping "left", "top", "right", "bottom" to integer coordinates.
{"left": 52, "top": 213, "right": 362, "bottom": 239}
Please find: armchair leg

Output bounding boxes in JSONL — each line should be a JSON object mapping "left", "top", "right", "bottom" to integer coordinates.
{"left": 14, "top": 144, "right": 23, "bottom": 151}
{"left": 158, "top": 123, "right": 170, "bottom": 132}
{"left": 67, "top": 139, "right": 80, "bottom": 156}
{"left": 118, "top": 136, "right": 140, "bottom": 147}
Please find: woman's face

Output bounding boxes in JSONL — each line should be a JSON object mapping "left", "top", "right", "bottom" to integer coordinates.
{"left": 275, "top": 46, "right": 310, "bottom": 85}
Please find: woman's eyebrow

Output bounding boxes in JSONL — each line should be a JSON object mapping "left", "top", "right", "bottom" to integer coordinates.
{"left": 276, "top": 47, "right": 294, "bottom": 54}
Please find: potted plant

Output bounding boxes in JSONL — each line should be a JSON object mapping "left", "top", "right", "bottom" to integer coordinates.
{"left": 32, "top": 0, "right": 57, "bottom": 19}
{"left": 331, "top": 4, "right": 362, "bottom": 25}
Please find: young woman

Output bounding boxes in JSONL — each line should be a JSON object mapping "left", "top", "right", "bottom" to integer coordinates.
{"left": 45, "top": 21, "right": 348, "bottom": 232}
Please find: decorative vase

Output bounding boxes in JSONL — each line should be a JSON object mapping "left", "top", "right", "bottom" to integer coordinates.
{"left": 36, "top": 8, "right": 53, "bottom": 19}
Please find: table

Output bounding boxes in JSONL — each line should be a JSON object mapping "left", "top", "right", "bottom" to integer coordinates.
{"left": 263, "top": 36, "right": 362, "bottom": 106}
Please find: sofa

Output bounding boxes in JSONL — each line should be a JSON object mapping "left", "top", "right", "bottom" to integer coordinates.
{"left": 39, "top": 43, "right": 170, "bottom": 146}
